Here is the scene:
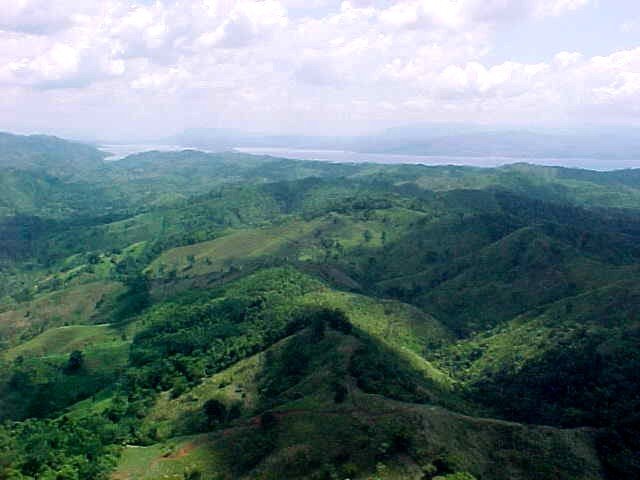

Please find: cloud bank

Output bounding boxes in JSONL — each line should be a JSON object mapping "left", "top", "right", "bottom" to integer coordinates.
{"left": 0, "top": 0, "right": 638, "bottom": 137}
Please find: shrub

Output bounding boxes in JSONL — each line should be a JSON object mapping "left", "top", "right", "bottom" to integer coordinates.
{"left": 203, "top": 399, "right": 227, "bottom": 426}
{"left": 65, "top": 350, "right": 84, "bottom": 374}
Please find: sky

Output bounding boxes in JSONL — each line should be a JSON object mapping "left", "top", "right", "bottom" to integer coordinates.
{"left": 1, "top": 0, "right": 640, "bottom": 140}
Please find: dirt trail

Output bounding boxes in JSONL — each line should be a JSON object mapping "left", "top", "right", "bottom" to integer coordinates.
{"left": 161, "top": 441, "right": 198, "bottom": 460}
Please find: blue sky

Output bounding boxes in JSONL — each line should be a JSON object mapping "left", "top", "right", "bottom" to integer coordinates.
{"left": 489, "top": 0, "right": 640, "bottom": 62}
{"left": 0, "top": 1, "right": 639, "bottom": 139}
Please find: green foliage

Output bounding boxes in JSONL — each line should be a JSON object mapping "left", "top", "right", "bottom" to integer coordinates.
{"left": 333, "top": 383, "right": 348, "bottom": 403}
{"left": 434, "top": 473, "right": 477, "bottom": 480}
{"left": 109, "top": 275, "right": 150, "bottom": 322}
{"left": 0, "top": 341, "right": 129, "bottom": 420}
{"left": 126, "top": 269, "right": 323, "bottom": 399}
{"left": 436, "top": 280, "right": 640, "bottom": 428}
{"left": 203, "top": 399, "right": 227, "bottom": 426}
{"left": 0, "top": 415, "right": 122, "bottom": 480}
{"left": 349, "top": 337, "right": 431, "bottom": 404}
{"left": 65, "top": 350, "right": 84, "bottom": 373}
{"left": 183, "top": 468, "right": 202, "bottom": 480}
{"left": 3, "top": 137, "right": 640, "bottom": 479}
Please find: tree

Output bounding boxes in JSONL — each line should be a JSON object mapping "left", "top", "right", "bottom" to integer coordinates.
{"left": 311, "top": 316, "right": 326, "bottom": 342}
{"left": 0, "top": 427, "right": 16, "bottom": 476}
{"left": 184, "top": 468, "right": 202, "bottom": 480}
{"left": 171, "top": 377, "right": 189, "bottom": 399}
{"left": 326, "top": 309, "right": 352, "bottom": 334}
{"left": 260, "top": 411, "right": 278, "bottom": 430}
{"left": 203, "top": 399, "right": 227, "bottom": 426}
{"left": 434, "top": 473, "right": 477, "bottom": 480}
{"left": 65, "top": 350, "right": 84, "bottom": 373}
{"left": 333, "top": 383, "right": 348, "bottom": 404}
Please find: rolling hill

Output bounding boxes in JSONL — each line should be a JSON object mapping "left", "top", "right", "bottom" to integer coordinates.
{"left": 0, "top": 133, "right": 639, "bottom": 479}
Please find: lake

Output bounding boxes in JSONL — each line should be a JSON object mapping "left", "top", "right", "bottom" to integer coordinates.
{"left": 234, "top": 147, "right": 640, "bottom": 171}
{"left": 99, "top": 144, "right": 640, "bottom": 171}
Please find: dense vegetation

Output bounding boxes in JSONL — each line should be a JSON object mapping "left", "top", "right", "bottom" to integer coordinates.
{"left": 0, "top": 132, "right": 639, "bottom": 479}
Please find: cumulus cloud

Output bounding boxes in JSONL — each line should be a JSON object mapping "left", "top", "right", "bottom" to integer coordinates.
{"left": 434, "top": 61, "right": 549, "bottom": 99}
{"left": 554, "top": 51, "right": 583, "bottom": 68}
{"left": 197, "top": 0, "right": 287, "bottom": 48}
{"left": 2, "top": 0, "right": 639, "bottom": 137}
{"left": 373, "top": 0, "right": 590, "bottom": 31}
{"left": 0, "top": 0, "right": 88, "bottom": 34}
{"left": 533, "top": 0, "right": 590, "bottom": 18}
{"left": 427, "top": 46, "right": 640, "bottom": 124}
{"left": 0, "top": 37, "right": 125, "bottom": 89}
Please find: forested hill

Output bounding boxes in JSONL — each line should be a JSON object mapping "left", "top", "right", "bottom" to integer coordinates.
{"left": 3, "top": 132, "right": 640, "bottom": 222}
{"left": 0, "top": 133, "right": 639, "bottom": 479}
{"left": 0, "top": 132, "right": 106, "bottom": 173}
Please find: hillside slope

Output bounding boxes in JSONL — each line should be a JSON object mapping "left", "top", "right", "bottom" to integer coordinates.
{"left": 1, "top": 137, "right": 639, "bottom": 479}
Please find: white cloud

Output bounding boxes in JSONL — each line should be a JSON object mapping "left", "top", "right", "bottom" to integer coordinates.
{"left": 434, "top": 61, "right": 549, "bottom": 99}
{"left": 429, "top": 46, "right": 640, "bottom": 122}
{"left": 0, "top": 0, "right": 91, "bottom": 34}
{"left": 374, "top": 0, "right": 590, "bottom": 31}
{"left": 2, "top": 0, "right": 638, "bottom": 137}
{"left": 130, "top": 66, "right": 191, "bottom": 91}
{"left": 554, "top": 51, "right": 583, "bottom": 68}
{"left": 534, "top": 0, "right": 590, "bottom": 18}
{"left": 197, "top": 0, "right": 287, "bottom": 48}
{"left": 0, "top": 38, "right": 125, "bottom": 89}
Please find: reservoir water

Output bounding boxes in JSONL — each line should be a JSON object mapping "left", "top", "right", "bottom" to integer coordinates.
{"left": 234, "top": 147, "right": 640, "bottom": 171}
{"left": 99, "top": 144, "right": 640, "bottom": 171}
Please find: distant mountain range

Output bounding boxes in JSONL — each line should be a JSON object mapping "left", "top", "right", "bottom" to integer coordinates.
{"left": 164, "top": 124, "right": 640, "bottom": 160}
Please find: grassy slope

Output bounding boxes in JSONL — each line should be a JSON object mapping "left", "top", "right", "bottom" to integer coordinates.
{"left": 0, "top": 200, "right": 634, "bottom": 478}
{"left": 146, "top": 219, "right": 322, "bottom": 278}
{"left": 115, "top": 331, "right": 604, "bottom": 480}
{"left": 433, "top": 278, "right": 640, "bottom": 427}
{"left": 2, "top": 144, "right": 640, "bottom": 479}
{"left": 145, "top": 208, "right": 421, "bottom": 281}
{"left": 419, "top": 226, "right": 631, "bottom": 332}
{"left": 138, "top": 287, "right": 456, "bottom": 441}
{"left": 0, "top": 281, "right": 124, "bottom": 348}
{"left": 3, "top": 324, "right": 122, "bottom": 360}
{"left": 299, "top": 289, "right": 454, "bottom": 387}
{"left": 405, "top": 163, "right": 640, "bottom": 209}
{"left": 0, "top": 339, "right": 130, "bottom": 420}
{"left": 117, "top": 403, "right": 604, "bottom": 480}
{"left": 110, "top": 272, "right": 606, "bottom": 480}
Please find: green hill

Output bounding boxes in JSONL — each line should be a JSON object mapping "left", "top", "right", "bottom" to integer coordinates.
{"left": 1, "top": 136, "right": 639, "bottom": 479}
{"left": 0, "top": 132, "right": 105, "bottom": 174}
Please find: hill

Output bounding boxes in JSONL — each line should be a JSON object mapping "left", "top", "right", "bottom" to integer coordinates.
{"left": 0, "top": 132, "right": 105, "bottom": 174}
{"left": 0, "top": 134, "right": 639, "bottom": 479}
